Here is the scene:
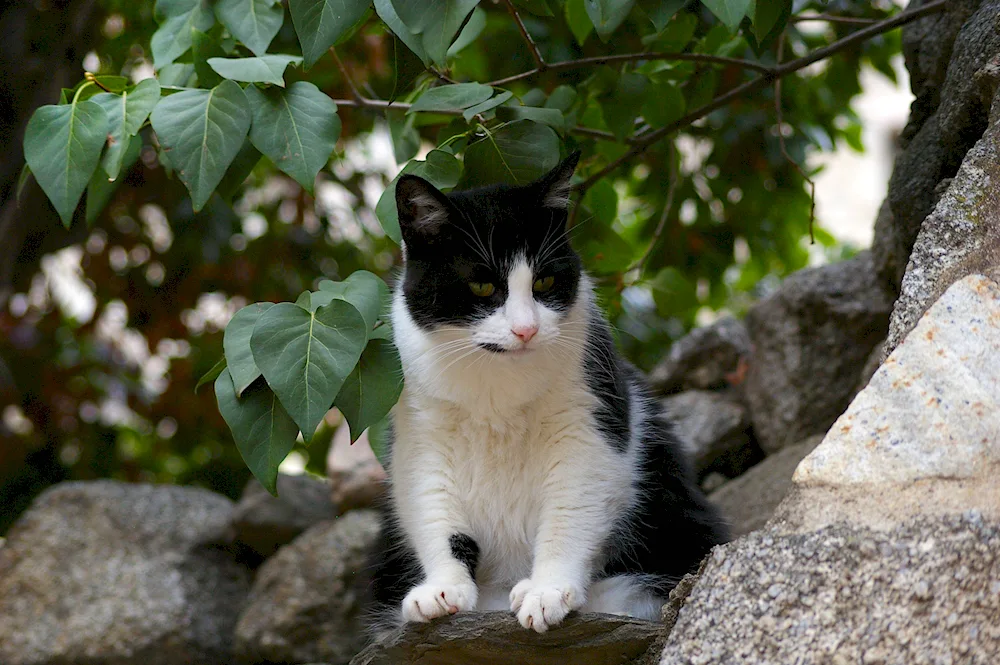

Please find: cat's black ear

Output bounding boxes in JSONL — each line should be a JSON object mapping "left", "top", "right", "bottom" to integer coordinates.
{"left": 396, "top": 175, "right": 452, "bottom": 242}
{"left": 535, "top": 151, "right": 581, "bottom": 210}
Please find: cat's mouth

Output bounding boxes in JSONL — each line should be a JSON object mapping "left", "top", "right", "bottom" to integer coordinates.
{"left": 478, "top": 343, "right": 533, "bottom": 355}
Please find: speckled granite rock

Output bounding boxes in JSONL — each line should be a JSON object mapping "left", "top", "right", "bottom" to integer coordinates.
{"left": 649, "top": 318, "right": 750, "bottom": 395}
{"left": 0, "top": 481, "right": 249, "bottom": 665}
{"left": 660, "top": 514, "right": 1000, "bottom": 665}
{"left": 351, "top": 611, "right": 662, "bottom": 665}
{"left": 234, "top": 510, "right": 381, "bottom": 665}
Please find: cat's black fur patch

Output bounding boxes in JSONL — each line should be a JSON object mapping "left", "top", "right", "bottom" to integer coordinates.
{"left": 583, "top": 316, "right": 631, "bottom": 452}
{"left": 449, "top": 533, "right": 480, "bottom": 578}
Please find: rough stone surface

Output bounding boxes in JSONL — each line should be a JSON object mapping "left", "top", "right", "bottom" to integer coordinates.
{"left": 878, "top": 0, "right": 999, "bottom": 292}
{"left": 327, "top": 424, "right": 387, "bottom": 513}
{"left": 709, "top": 435, "right": 823, "bottom": 537}
{"left": 661, "top": 390, "right": 751, "bottom": 475}
{"left": 230, "top": 472, "right": 337, "bottom": 558}
{"left": 778, "top": 275, "right": 1000, "bottom": 532}
{"left": 648, "top": 317, "right": 750, "bottom": 395}
{"left": 0, "top": 481, "right": 250, "bottom": 665}
{"left": 885, "top": 83, "right": 1000, "bottom": 356}
{"left": 234, "top": 510, "right": 381, "bottom": 665}
{"left": 744, "top": 251, "right": 893, "bottom": 453}
{"left": 660, "top": 514, "right": 1000, "bottom": 665}
{"left": 351, "top": 612, "right": 662, "bottom": 665}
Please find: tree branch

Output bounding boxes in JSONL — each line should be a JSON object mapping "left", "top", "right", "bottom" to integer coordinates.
{"left": 790, "top": 14, "right": 879, "bottom": 26}
{"left": 330, "top": 48, "right": 365, "bottom": 104}
{"left": 487, "top": 51, "right": 769, "bottom": 87}
{"left": 573, "top": 0, "right": 950, "bottom": 193}
{"left": 502, "top": 0, "right": 546, "bottom": 70}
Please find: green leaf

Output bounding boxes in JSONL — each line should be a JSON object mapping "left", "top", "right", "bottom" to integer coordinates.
{"left": 701, "top": 0, "right": 751, "bottom": 32}
{"left": 215, "top": 368, "right": 299, "bottom": 496}
{"left": 318, "top": 270, "right": 392, "bottom": 331}
{"left": 447, "top": 7, "right": 486, "bottom": 57}
{"left": 289, "top": 0, "right": 373, "bottom": 68}
{"left": 367, "top": 415, "right": 392, "bottom": 467}
{"left": 652, "top": 266, "right": 698, "bottom": 316}
{"left": 545, "top": 86, "right": 577, "bottom": 112}
{"left": 123, "top": 79, "right": 161, "bottom": 136}
{"left": 747, "top": 0, "right": 790, "bottom": 44}
{"left": 250, "top": 300, "right": 369, "bottom": 440}
{"left": 90, "top": 79, "right": 160, "bottom": 182}
{"left": 639, "top": 0, "right": 685, "bottom": 32}
{"left": 216, "top": 139, "right": 263, "bottom": 203}
{"left": 224, "top": 302, "right": 275, "bottom": 396}
{"left": 496, "top": 104, "right": 565, "bottom": 129}
{"left": 388, "top": 110, "right": 420, "bottom": 163}
{"left": 565, "top": 0, "right": 593, "bottom": 45}
{"left": 151, "top": 0, "right": 215, "bottom": 68}
{"left": 23, "top": 100, "right": 109, "bottom": 228}
{"left": 375, "top": 149, "right": 463, "bottom": 242}
{"left": 374, "top": 0, "right": 428, "bottom": 64}
{"left": 207, "top": 55, "right": 303, "bottom": 86}
{"left": 463, "top": 120, "right": 560, "bottom": 187}
{"left": 196, "top": 355, "right": 227, "bottom": 393}
{"left": 86, "top": 135, "right": 142, "bottom": 226}
{"left": 334, "top": 338, "right": 404, "bottom": 442}
{"left": 244, "top": 82, "right": 340, "bottom": 192}
{"left": 15, "top": 165, "right": 31, "bottom": 206}
{"left": 150, "top": 79, "right": 252, "bottom": 211}
{"left": 158, "top": 63, "right": 197, "bottom": 87}
{"left": 584, "top": 0, "right": 637, "bottom": 40}
{"left": 642, "top": 80, "right": 685, "bottom": 128}
{"left": 216, "top": 0, "right": 284, "bottom": 56}
{"left": 192, "top": 29, "right": 227, "bottom": 88}
{"left": 408, "top": 83, "right": 494, "bottom": 114}
{"left": 646, "top": 11, "right": 697, "bottom": 50}
{"left": 462, "top": 91, "right": 513, "bottom": 121}
{"left": 394, "top": 0, "right": 481, "bottom": 66}
{"left": 601, "top": 72, "right": 647, "bottom": 139}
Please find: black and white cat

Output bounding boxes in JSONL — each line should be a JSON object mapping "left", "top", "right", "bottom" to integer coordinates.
{"left": 367, "top": 152, "right": 728, "bottom": 635}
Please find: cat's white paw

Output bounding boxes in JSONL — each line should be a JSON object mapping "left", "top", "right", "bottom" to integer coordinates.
{"left": 509, "top": 579, "right": 584, "bottom": 633}
{"left": 402, "top": 581, "right": 478, "bottom": 623}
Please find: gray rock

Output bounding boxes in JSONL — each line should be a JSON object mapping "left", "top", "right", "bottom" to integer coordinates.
{"left": 782, "top": 275, "right": 1000, "bottom": 532}
{"left": 234, "top": 510, "right": 382, "bottom": 665}
{"left": 649, "top": 318, "right": 751, "bottom": 395}
{"left": 0, "top": 481, "right": 250, "bottom": 665}
{"left": 660, "top": 514, "right": 1000, "bottom": 665}
{"left": 709, "top": 435, "right": 823, "bottom": 537}
{"left": 230, "top": 472, "right": 337, "bottom": 558}
{"left": 662, "top": 390, "right": 751, "bottom": 475}
{"left": 744, "top": 251, "right": 893, "bottom": 453}
{"left": 351, "top": 611, "right": 662, "bottom": 665}
{"left": 878, "top": 0, "right": 999, "bottom": 292}
{"left": 884, "top": 80, "right": 1000, "bottom": 356}
{"left": 327, "top": 424, "right": 387, "bottom": 514}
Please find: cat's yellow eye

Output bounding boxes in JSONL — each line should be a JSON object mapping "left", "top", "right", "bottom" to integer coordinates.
{"left": 533, "top": 276, "right": 555, "bottom": 293}
{"left": 469, "top": 282, "right": 495, "bottom": 297}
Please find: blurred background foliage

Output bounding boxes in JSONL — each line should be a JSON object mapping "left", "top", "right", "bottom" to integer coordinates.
{"left": 0, "top": 0, "right": 903, "bottom": 534}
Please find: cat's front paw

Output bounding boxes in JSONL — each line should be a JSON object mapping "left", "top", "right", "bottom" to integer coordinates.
{"left": 509, "top": 579, "right": 584, "bottom": 633}
{"left": 402, "top": 581, "right": 478, "bottom": 623}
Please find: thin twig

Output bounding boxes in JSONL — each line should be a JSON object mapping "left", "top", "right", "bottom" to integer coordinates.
{"left": 330, "top": 48, "right": 365, "bottom": 103}
{"left": 790, "top": 14, "right": 879, "bottom": 25}
{"left": 573, "top": 0, "right": 949, "bottom": 193}
{"left": 627, "top": 144, "right": 679, "bottom": 276}
{"left": 487, "top": 51, "right": 768, "bottom": 87}
{"left": 429, "top": 68, "right": 460, "bottom": 85}
{"left": 774, "top": 35, "right": 816, "bottom": 244}
{"left": 502, "top": 0, "right": 546, "bottom": 70}
{"left": 569, "top": 125, "right": 643, "bottom": 144}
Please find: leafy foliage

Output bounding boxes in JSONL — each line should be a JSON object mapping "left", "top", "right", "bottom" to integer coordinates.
{"left": 11, "top": 0, "right": 909, "bottom": 497}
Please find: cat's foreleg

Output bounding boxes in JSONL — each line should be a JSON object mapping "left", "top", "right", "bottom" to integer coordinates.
{"left": 394, "top": 445, "right": 479, "bottom": 623}
{"left": 511, "top": 434, "right": 628, "bottom": 633}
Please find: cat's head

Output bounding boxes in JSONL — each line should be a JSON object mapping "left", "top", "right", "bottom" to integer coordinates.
{"left": 395, "top": 152, "right": 583, "bottom": 356}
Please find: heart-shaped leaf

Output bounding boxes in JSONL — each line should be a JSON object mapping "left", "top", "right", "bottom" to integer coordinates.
{"left": 463, "top": 119, "right": 560, "bottom": 187}
{"left": 289, "top": 0, "right": 374, "bottom": 68}
{"left": 215, "top": 368, "right": 299, "bottom": 496}
{"left": 584, "top": 0, "right": 637, "bottom": 40}
{"left": 462, "top": 90, "right": 513, "bottom": 122}
{"left": 86, "top": 135, "right": 142, "bottom": 225}
{"left": 224, "top": 302, "right": 275, "bottom": 396}
{"left": 367, "top": 415, "right": 392, "bottom": 468}
{"left": 701, "top": 0, "right": 751, "bottom": 31}
{"left": 151, "top": 0, "right": 215, "bottom": 68}
{"left": 207, "top": 55, "right": 303, "bottom": 86}
{"left": 318, "top": 270, "right": 392, "bottom": 330}
{"left": 250, "top": 300, "right": 368, "bottom": 440}
{"left": 408, "top": 83, "right": 494, "bottom": 114}
{"left": 244, "top": 81, "right": 340, "bottom": 193}
{"left": 335, "top": 338, "right": 404, "bottom": 442}
{"left": 23, "top": 100, "right": 109, "bottom": 227}
{"left": 150, "top": 79, "right": 252, "bottom": 211}
{"left": 216, "top": 0, "right": 285, "bottom": 56}
{"left": 373, "top": 0, "right": 428, "bottom": 64}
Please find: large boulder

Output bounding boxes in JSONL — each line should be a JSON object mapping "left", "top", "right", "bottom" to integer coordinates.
{"left": 744, "top": 251, "right": 893, "bottom": 453}
{"left": 0, "top": 481, "right": 250, "bottom": 665}
{"left": 233, "top": 510, "right": 381, "bottom": 665}
{"left": 351, "top": 612, "right": 662, "bottom": 665}
{"left": 648, "top": 317, "right": 750, "bottom": 395}
{"left": 661, "top": 390, "right": 753, "bottom": 476}
{"left": 884, "top": 65, "right": 1000, "bottom": 356}
{"left": 229, "top": 472, "right": 337, "bottom": 559}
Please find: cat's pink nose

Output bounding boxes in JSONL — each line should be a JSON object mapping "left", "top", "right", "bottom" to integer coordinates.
{"left": 511, "top": 324, "right": 538, "bottom": 343}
